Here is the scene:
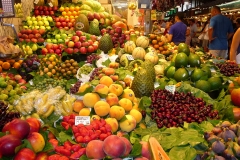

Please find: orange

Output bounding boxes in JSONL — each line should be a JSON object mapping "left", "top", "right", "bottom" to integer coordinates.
{"left": 72, "top": 11, "right": 77, "bottom": 16}
{"left": 69, "top": 6, "right": 75, "bottom": 12}
{"left": 153, "top": 44, "right": 159, "bottom": 49}
{"left": 152, "top": 40, "right": 157, "bottom": 45}
{"left": 2, "top": 62, "right": 11, "bottom": 70}
{"left": 62, "top": 11, "right": 67, "bottom": 16}
{"left": 0, "top": 66, "right": 2, "bottom": 73}
{"left": 149, "top": 34, "right": 156, "bottom": 40}
{"left": 75, "top": 6, "right": 80, "bottom": 11}
{"left": 69, "top": 16, "right": 74, "bottom": 19}
{"left": 64, "top": 7, "right": 69, "bottom": 12}
{"left": 59, "top": 7, "right": 64, "bottom": 12}
{"left": 13, "top": 62, "right": 21, "bottom": 69}
{"left": 17, "top": 59, "right": 23, "bottom": 64}
{"left": 67, "top": 11, "right": 72, "bottom": 16}
{"left": 6, "top": 59, "right": 15, "bottom": 65}
{"left": 0, "top": 60, "right": 3, "bottom": 66}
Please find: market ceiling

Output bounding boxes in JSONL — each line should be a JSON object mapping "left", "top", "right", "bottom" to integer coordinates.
{"left": 197, "top": 0, "right": 235, "bottom": 8}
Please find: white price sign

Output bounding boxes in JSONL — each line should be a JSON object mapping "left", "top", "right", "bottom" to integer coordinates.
{"left": 165, "top": 85, "right": 176, "bottom": 94}
{"left": 34, "top": 0, "right": 39, "bottom": 4}
{"left": 126, "top": 55, "right": 134, "bottom": 61}
{"left": 75, "top": 116, "right": 90, "bottom": 126}
{"left": 48, "top": 2, "right": 53, "bottom": 7}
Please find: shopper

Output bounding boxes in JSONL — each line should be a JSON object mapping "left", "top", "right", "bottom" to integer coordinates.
{"left": 185, "top": 22, "right": 191, "bottom": 46}
{"left": 229, "top": 19, "right": 240, "bottom": 64}
{"left": 189, "top": 19, "right": 198, "bottom": 46}
{"left": 200, "top": 17, "right": 210, "bottom": 51}
{"left": 208, "top": 6, "right": 234, "bottom": 59}
{"left": 166, "top": 12, "right": 187, "bottom": 45}
{"left": 163, "top": 21, "right": 172, "bottom": 35}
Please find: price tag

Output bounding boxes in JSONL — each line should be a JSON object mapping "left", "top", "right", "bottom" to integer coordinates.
{"left": 165, "top": 85, "right": 176, "bottom": 94}
{"left": 33, "top": 60, "right": 40, "bottom": 66}
{"left": 48, "top": 2, "right": 53, "bottom": 7}
{"left": 126, "top": 55, "right": 134, "bottom": 61}
{"left": 140, "top": 4, "right": 147, "bottom": 8}
{"left": 34, "top": 0, "right": 39, "bottom": 4}
{"left": 75, "top": 116, "right": 90, "bottom": 125}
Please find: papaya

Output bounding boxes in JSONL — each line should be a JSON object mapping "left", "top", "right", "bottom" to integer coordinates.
{"left": 149, "top": 137, "right": 170, "bottom": 160}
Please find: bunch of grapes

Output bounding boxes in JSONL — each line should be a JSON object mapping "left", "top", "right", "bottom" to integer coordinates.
{"left": 86, "top": 54, "right": 101, "bottom": 64}
{"left": 89, "top": 67, "right": 103, "bottom": 81}
{"left": 70, "top": 80, "right": 82, "bottom": 94}
{"left": 0, "top": 101, "right": 20, "bottom": 130}
{"left": 215, "top": 61, "right": 240, "bottom": 76}
{"left": 150, "top": 89, "right": 219, "bottom": 128}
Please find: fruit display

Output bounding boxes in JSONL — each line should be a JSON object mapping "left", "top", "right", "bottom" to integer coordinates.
{"left": 33, "top": 6, "right": 58, "bottom": 17}
{"left": 59, "top": 6, "right": 80, "bottom": 19}
{"left": 215, "top": 61, "right": 240, "bottom": 76}
{"left": 24, "top": 16, "right": 54, "bottom": 30}
{"left": 46, "top": 29, "right": 74, "bottom": 44}
{"left": 18, "top": 28, "right": 45, "bottom": 43}
{"left": 54, "top": 16, "right": 76, "bottom": 30}
{"left": 41, "top": 43, "right": 64, "bottom": 56}
{"left": 86, "top": 54, "right": 101, "bottom": 64}
{"left": 14, "top": 3, "right": 23, "bottom": 18}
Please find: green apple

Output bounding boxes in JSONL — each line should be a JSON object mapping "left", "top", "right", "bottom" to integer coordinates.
{"left": 58, "top": 39, "right": 64, "bottom": 43}
{"left": 31, "top": 17, "right": 36, "bottom": 21}
{"left": 32, "top": 44, "right": 38, "bottom": 51}
{"left": 39, "top": 26, "right": 46, "bottom": 30}
{"left": 61, "top": 34, "right": 68, "bottom": 39}
{"left": 46, "top": 39, "right": 52, "bottom": 43}
{"left": 27, "top": 20, "right": 33, "bottom": 26}
{"left": 38, "top": 21, "right": 44, "bottom": 26}
{"left": 68, "top": 34, "right": 73, "bottom": 38}
{"left": 33, "top": 21, "right": 38, "bottom": 26}
{"left": 34, "top": 26, "right": 40, "bottom": 29}
{"left": 52, "top": 39, "right": 58, "bottom": 44}
{"left": 44, "top": 21, "right": 49, "bottom": 26}
{"left": 47, "top": 17, "right": 53, "bottom": 22}
{"left": 42, "top": 17, "right": 47, "bottom": 21}
{"left": 26, "top": 16, "right": 31, "bottom": 21}
{"left": 46, "top": 26, "right": 51, "bottom": 30}
{"left": 55, "top": 34, "right": 61, "bottom": 39}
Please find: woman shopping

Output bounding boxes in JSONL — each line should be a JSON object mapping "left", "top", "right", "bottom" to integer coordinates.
{"left": 198, "top": 18, "right": 210, "bottom": 51}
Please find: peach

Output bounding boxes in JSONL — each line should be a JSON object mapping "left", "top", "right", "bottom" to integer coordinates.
{"left": 14, "top": 148, "right": 36, "bottom": 160}
{"left": 120, "top": 137, "right": 133, "bottom": 157}
{"left": 94, "top": 84, "right": 109, "bottom": 96}
{"left": 26, "top": 117, "right": 41, "bottom": 133}
{"left": 105, "top": 118, "right": 119, "bottom": 133}
{"left": 94, "top": 101, "right": 111, "bottom": 117}
{"left": 0, "top": 134, "right": 22, "bottom": 156}
{"left": 122, "top": 88, "right": 135, "bottom": 102}
{"left": 91, "top": 115, "right": 101, "bottom": 122}
{"left": 129, "top": 109, "right": 142, "bottom": 123}
{"left": 103, "top": 67, "right": 115, "bottom": 76}
{"left": 118, "top": 98, "right": 133, "bottom": 112}
{"left": 79, "top": 108, "right": 91, "bottom": 116}
{"left": 106, "top": 93, "right": 119, "bottom": 106}
{"left": 83, "top": 93, "right": 100, "bottom": 108}
{"left": 2, "top": 119, "right": 30, "bottom": 139}
{"left": 132, "top": 102, "right": 139, "bottom": 110}
{"left": 35, "top": 152, "right": 48, "bottom": 160}
{"left": 108, "top": 84, "right": 123, "bottom": 96}
{"left": 140, "top": 141, "right": 152, "bottom": 160}
{"left": 78, "top": 83, "right": 91, "bottom": 93}
{"left": 73, "top": 100, "right": 85, "bottom": 113}
{"left": 110, "top": 75, "right": 119, "bottom": 81}
{"left": 99, "top": 76, "right": 113, "bottom": 87}
{"left": 103, "top": 135, "right": 126, "bottom": 158}
{"left": 109, "top": 105, "right": 125, "bottom": 120}
{"left": 119, "top": 115, "right": 136, "bottom": 132}
{"left": 86, "top": 140, "right": 106, "bottom": 159}
{"left": 134, "top": 157, "right": 149, "bottom": 160}
{"left": 109, "top": 62, "right": 120, "bottom": 68}
{"left": 27, "top": 132, "right": 45, "bottom": 153}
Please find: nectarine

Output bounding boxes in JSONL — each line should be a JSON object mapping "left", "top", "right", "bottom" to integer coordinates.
{"left": 83, "top": 93, "right": 100, "bottom": 108}
{"left": 94, "top": 101, "right": 110, "bottom": 117}
{"left": 27, "top": 132, "right": 45, "bottom": 153}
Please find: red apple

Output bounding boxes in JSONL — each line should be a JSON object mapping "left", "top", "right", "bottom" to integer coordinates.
{"left": 93, "top": 13, "right": 101, "bottom": 20}
{"left": 65, "top": 18, "right": 70, "bottom": 23}
{"left": 88, "top": 40, "right": 93, "bottom": 45}
{"left": 115, "top": 27, "right": 122, "bottom": 34}
{"left": 32, "top": 29, "right": 39, "bottom": 34}
{"left": 46, "top": 43, "right": 53, "bottom": 50}
{"left": 55, "top": 48, "right": 62, "bottom": 55}
{"left": 55, "top": 17, "right": 59, "bottom": 22}
{"left": 31, "top": 38, "right": 38, "bottom": 43}
{"left": 53, "top": 6, "right": 58, "bottom": 11}
{"left": 39, "top": 6, "right": 43, "bottom": 10}
{"left": 41, "top": 48, "right": 48, "bottom": 55}
{"left": 48, "top": 49, "right": 55, "bottom": 54}
{"left": 64, "top": 27, "right": 69, "bottom": 30}
{"left": 68, "top": 22, "right": 73, "bottom": 28}
{"left": 82, "top": 42, "right": 89, "bottom": 47}
{"left": 72, "top": 36, "right": 80, "bottom": 42}
{"left": 231, "top": 88, "right": 240, "bottom": 107}
{"left": 14, "top": 148, "right": 36, "bottom": 160}
{"left": 73, "top": 48, "right": 79, "bottom": 53}
{"left": 87, "top": 45, "right": 95, "bottom": 53}
{"left": 50, "top": 11, "right": 54, "bottom": 16}
{"left": 18, "top": 78, "right": 27, "bottom": 85}
{"left": 101, "top": 28, "right": 107, "bottom": 35}
{"left": 80, "top": 47, "right": 87, "bottom": 54}
{"left": 74, "top": 41, "right": 82, "bottom": 48}
{"left": 87, "top": 12, "right": 95, "bottom": 21}
{"left": 79, "top": 36, "right": 87, "bottom": 42}
{"left": 76, "top": 31, "right": 83, "bottom": 37}
{"left": 61, "top": 22, "right": 67, "bottom": 27}
{"left": 45, "top": 11, "right": 49, "bottom": 15}
{"left": 93, "top": 43, "right": 98, "bottom": 51}
{"left": 2, "top": 119, "right": 30, "bottom": 139}
{"left": 26, "top": 118, "right": 41, "bottom": 133}
{"left": 90, "top": 35, "right": 97, "bottom": 41}
{"left": 66, "top": 48, "right": 74, "bottom": 54}
{"left": 59, "top": 44, "right": 64, "bottom": 49}
{"left": 0, "top": 134, "right": 22, "bottom": 156}
{"left": 59, "top": 17, "right": 65, "bottom": 22}
{"left": 52, "top": 44, "right": 59, "bottom": 50}
{"left": 68, "top": 41, "right": 75, "bottom": 48}
{"left": 34, "top": 10, "right": 40, "bottom": 16}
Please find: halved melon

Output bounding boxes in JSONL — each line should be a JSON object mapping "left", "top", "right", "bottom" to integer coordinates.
{"left": 149, "top": 137, "right": 170, "bottom": 160}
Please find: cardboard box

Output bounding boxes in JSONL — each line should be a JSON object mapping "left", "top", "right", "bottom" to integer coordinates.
{"left": 102, "top": 4, "right": 112, "bottom": 14}
{"left": 98, "top": 0, "right": 109, "bottom": 4}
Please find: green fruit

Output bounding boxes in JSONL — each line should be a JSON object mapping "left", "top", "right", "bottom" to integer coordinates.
{"left": 99, "top": 34, "right": 113, "bottom": 53}
{"left": 208, "top": 77, "right": 222, "bottom": 91}
{"left": 9, "top": 90, "right": 17, "bottom": 96}
{"left": 188, "top": 53, "right": 201, "bottom": 67}
{"left": 167, "top": 79, "right": 177, "bottom": 85}
{"left": 75, "top": 14, "right": 89, "bottom": 32}
{"left": 166, "top": 66, "right": 176, "bottom": 78}
{"left": 0, "top": 77, "right": 5, "bottom": 82}
{"left": 158, "top": 81, "right": 168, "bottom": 89}
{"left": 8, "top": 80, "right": 17, "bottom": 87}
{"left": 175, "top": 52, "right": 188, "bottom": 68}
{"left": 88, "top": 19, "right": 101, "bottom": 36}
{"left": 174, "top": 68, "right": 189, "bottom": 82}
{"left": 178, "top": 43, "right": 190, "bottom": 56}
{"left": 6, "top": 85, "right": 13, "bottom": 91}
{"left": 191, "top": 68, "right": 204, "bottom": 82}
{"left": 0, "top": 94, "right": 8, "bottom": 100}
{"left": 195, "top": 80, "right": 211, "bottom": 93}
{"left": 202, "top": 66, "right": 212, "bottom": 78}
{"left": 0, "top": 81, "right": 7, "bottom": 88}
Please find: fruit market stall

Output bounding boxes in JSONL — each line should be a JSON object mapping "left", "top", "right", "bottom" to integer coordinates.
{"left": 1, "top": 0, "right": 240, "bottom": 160}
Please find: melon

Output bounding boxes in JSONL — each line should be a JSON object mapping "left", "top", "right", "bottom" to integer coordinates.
{"left": 75, "top": 14, "right": 90, "bottom": 33}
{"left": 144, "top": 52, "right": 159, "bottom": 65}
{"left": 136, "top": 36, "right": 149, "bottom": 49}
{"left": 132, "top": 47, "right": 146, "bottom": 60}
{"left": 124, "top": 41, "right": 136, "bottom": 54}
{"left": 149, "top": 137, "right": 170, "bottom": 160}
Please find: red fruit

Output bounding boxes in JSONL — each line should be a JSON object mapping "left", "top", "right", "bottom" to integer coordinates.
{"left": 55, "top": 48, "right": 62, "bottom": 55}
{"left": 61, "top": 122, "right": 70, "bottom": 130}
{"left": 231, "top": 88, "right": 240, "bottom": 107}
{"left": 14, "top": 148, "right": 36, "bottom": 160}
{"left": 99, "top": 133, "right": 108, "bottom": 141}
{"left": 63, "top": 116, "right": 70, "bottom": 122}
{"left": 2, "top": 119, "right": 30, "bottom": 139}
{"left": 70, "top": 148, "right": 86, "bottom": 159}
{"left": 55, "top": 146, "right": 64, "bottom": 153}
{"left": 75, "top": 31, "right": 83, "bottom": 37}
{"left": 26, "top": 117, "right": 41, "bottom": 133}
{"left": 60, "top": 149, "right": 71, "bottom": 156}
{"left": 80, "top": 47, "right": 87, "bottom": 54}
{"left": 71, "top": 144, "right": 81, "bottom": 152}
{"left": 0, "top": 135, "right": 22, "bottom": 156}
{"left": 55, "top": 17, "right": 60, "bottom": 22}
{"left": 87, "top": 45, "right": 95, "bottom": 53}
{"left": 41, "top": 48, "right": 48, "bottom": 55}
{"left": 48, "top": 154, "right": 61, "bottom": 160}
{"left": 49, "top": 138, "right": 58, "bottom": 150}
{"left": 76, "top": 136, "right": 84, "bottom": 143}
{"left": 73, "top": 48, "right": 79, "bottom": 53}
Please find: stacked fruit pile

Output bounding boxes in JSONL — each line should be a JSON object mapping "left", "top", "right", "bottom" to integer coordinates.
{"left": 41, "top": 43, "right": 64, "bottom": 56}
{"left": 24, "top": 16, "right": 54, "bottom": 31}
{"left": 54, "top": 17, "right": 76, "bottom": 30}
{"left": 59, "top": 59, "right": 79, "bottom": 79}
{"left": 33, "top": 6, "right": 58, "bottom": 17}
{"left": 18, "top": 28, "right": 45, "bottom": 43}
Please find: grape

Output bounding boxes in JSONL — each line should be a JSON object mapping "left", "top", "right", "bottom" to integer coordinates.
{"left": 86, "top": 54, "right": 101, "bottom": 64}
{"left": 89, "top": 67, "right": 103, "bottom": 81}
{"left": 215, "top": 61, "right": 240, "bottom": 76}
{"left": 70, "top": 80, "right": 82, "bottom": 94}
{"left": 27, "top": 78, "right": 67, "bottom": 91}
{"left": 149, "top": 89, "right": 219, "bottom": 128}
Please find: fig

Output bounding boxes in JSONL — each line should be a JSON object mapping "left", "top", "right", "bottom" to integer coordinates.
{"left": 214, "top": 155, "right": 226, "bottom": 160}
{"left": 212, "top": 139, "right": 225, "bottom": 154}
{"left": 212, "top": 126, "right": 222, "bottom": 135}
{"left": 26, "top": 59, "right": 33, "bottom": 67}
{"left": 229, "top": 124, "right": 239, "bottom": 134}
{"left": 233, "top": 142, "right": 240, "bottom": 158}
{"left": 207, "top": 135, "right": 219, "bottom": 144}
{"left": 223, "top": 145, "right": 236, "bottom": 160}
{"left": 204, "top": 132, "right": 213, "bottom": 140}
{"left": 222, "top": 128, "right": 236, "bottom": 142}
{"left": 221, "top": 121, "right": 232, "bottom": 128}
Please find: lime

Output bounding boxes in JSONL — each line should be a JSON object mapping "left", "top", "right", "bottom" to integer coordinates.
{"left": 174, "top": 68, "right": 189, "bottom": 82}
{"left": 208, "top": 77, "right": 222, "bottom": 91}
{"left": 178, "top": 43, "right": 190, "bottom": 56}
{"left": 167, "top": 79, "right": 177, "bottom": 85}
{"left": 191, "top": 68, "right": 204, "bottom": 82}
{"left": 175, "top": 52, "right": 189, "bottom": 68}
{"left": 201, "top": 66, "right": 212, "bottom": 78}
{"left": 166, "top": 66, "right": 176, "bottom": 78}
{"left": 188, "top": 53, "right": 201, "bottom": 67}
{"left": 195, "top": 80, "right": 211, "bottom": 93}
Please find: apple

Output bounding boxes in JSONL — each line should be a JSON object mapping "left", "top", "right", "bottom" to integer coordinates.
{"left": 119, "top": 115, "right": 136, "bottom": 132}
{"left": 76, "top": 31, "right": 83, "bottom": 37}
{"left": 93, "top": 13, "right": 101, "bottom": 20}
{"left": 52, "top": 39, "right": 58, "bottom": 44}
{"left": 33, "top": 21, "right": 38, "bottom": 26}
{"left": 0, "top": 134, "right": 22, "bottom": 156}
{"left": 61, "top": 21, "right": 67, "bottom": 27}
{"left": 26, "top": 118, "right": 41, "bottom": 133}
{"left": 93, "top": 43, "right": 98, "bottom": 51}
{"left": 88, "top": 45, "right": 95, "bottom": 53}
{"left": 55, "top": 22, "right": 61, "bottom": 27}
{"left": 68, "top": 41, "right": 75, "bottom": 48}
{"left": 57, "top": 39, "right": 64, "bottom": 43}
{"left": 80, "top": 47, "right": 87, "bottom": 54}
{"left": 88, "top": 40, "right": 94, "bottom": 45}
{"left": 101, "top": 28, "right": 107, "bottom": 35}
{"left": 72, "top": 36, "right": 80, "bottom": 42}
{"left": 74, "top": 41, "right": 82, "bottom": 48}
{"left": 61, "top": 33, "right": 68, "bottom": 39}
{"left": 115, "top": 27, "right": 122, "bottom": 34}
{"left": 48, "top": 49, "right": 55, "bottom": 53}
{"left": 66, "top": 48, "right": 74, "bottom": 54}
{"left": 79, "top": 36, "right": 87, "bottom": 42}
{"left": 14, "top": 148, "right": 36, "bottom": 160}
{"left": 87, "top": 12, "right": 95, "bottom": 21}
{"left": 55, "top": 48, "right": 62, "bottom": 55}
{"left": 64, "top": 26, "right": 69, "bottom": 30}
{"left": 47, "top": 16, "right": 53, "bottom": 22}
{"left": 27, "top": 20, "right": 33, "bottom": 26}
{"left": 231, "top": 88, "right": 240, "bottom": 107}
{"left": 55, "top": 17, "right": 59, "bottom": 22}
{"left": 55, "top": 34, "right": 61, "bottom": 39}
{"left": 82, "top": 42, "right": 89, "bottom": 47}
{"left": 45, "top": 43, "right": 53, "bottom": 50}
{"left": 52, "top": 44, "right": 59, "bottom": 50}
{"left": 41, "top": 48, "right": 48, "bottom": 55}
{"left": 50, "top": 11, "right": 54, "bottom": 16}
{"left": 90, "top": 35, "right": 97, "bottom": 41}
{"left": 59, "top": 17, "right": 65, "bottom": 22}
{"left": 73, "top": 48, "right": 79, "bottom": 53}
{"left": 46, "top": 26, "right": 51, "bottom": 30}
{"left": 44, "top": 21, "right": 49, "bottom": 26}
{"left": 26, "top": 16, "right": 31, "bottom": 21}
{"left": 39, "top": 26, "right": 46, "bottom": 30}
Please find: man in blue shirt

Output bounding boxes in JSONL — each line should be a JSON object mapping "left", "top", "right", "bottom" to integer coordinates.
{"left": 208, "top": 6, "right": 234, "bottom": 59}
{"left": 167, "top": 12, "right": 187, "bottom": 45}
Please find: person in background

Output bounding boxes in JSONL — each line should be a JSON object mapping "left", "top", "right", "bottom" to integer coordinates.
{"left": 166, "top": 12, "right": 187, "bottom": 45}
{"left": 160, "top": 20, "right": 166, "bottom": 28}
{"left": 201, "top": 17, "right": 210, "bottom": 51}
{"left": 230, "top": 18, "right": 240, "bottom": 63}
{"left": 151, "top": 21, "right": 161, "bottom": 34}
{"left": 189, "top": 19, "right": 198, "bottom": 46}
{"left": 163, "top": 21, "right": 172, "bottom": 35}
{"left": 208, "top": 6, "right": 234, "bottom": 59}
{"left": 185, "top": 21, "right": 191, "bottom": 46}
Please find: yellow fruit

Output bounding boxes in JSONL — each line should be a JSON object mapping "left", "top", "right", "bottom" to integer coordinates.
{"left": 122, "top": 88, "right": 135, "bottom": 102}
{"left": 94, "top": 101, "right": 110, "bottom": 117}
{"left": 129, "top": 109, "right": 142, "bottom": 123}
{"left": 79, "top": 108, "right": 91, "bottom": 116}
{"left": 118, "top": 98, "right": 133, "bottom": 112}
{"left": 109, "top": 105, "right": 125, "bottom": 120}
{"left": 82, "top": 93, "right": 100, "bottom": 108}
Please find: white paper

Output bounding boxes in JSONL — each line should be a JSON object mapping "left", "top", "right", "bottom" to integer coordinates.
{"left": 165, "top": 85, "right": 176, "bottom": 94}
{"left": 75, "top": 116, "right": 91, "bottom": 125}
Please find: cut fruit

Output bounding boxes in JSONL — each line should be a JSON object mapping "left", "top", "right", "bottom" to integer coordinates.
{"left": 149, "top": 137, "right": 170, "bottom": 160}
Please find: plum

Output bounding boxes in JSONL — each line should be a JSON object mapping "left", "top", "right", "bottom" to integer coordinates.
{"left": 0, "top": 134, "right": 22, "bottom": 156}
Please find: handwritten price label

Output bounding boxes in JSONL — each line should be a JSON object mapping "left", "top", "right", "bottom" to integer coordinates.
{"left": 75, "top": 116, "right": 90, "bottom": 125}
{"left": 165, "top": 85, "right": 176, "bottom": 94}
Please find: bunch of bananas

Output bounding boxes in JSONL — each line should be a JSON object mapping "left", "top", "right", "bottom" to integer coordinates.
{"left": 14, "top": 86, "right": 76, "bottom": 119}
{"left": 14, "top": 3, "right": 23, "bottom": 18}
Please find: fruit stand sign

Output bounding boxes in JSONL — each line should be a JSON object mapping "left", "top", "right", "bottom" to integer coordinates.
{"left": 75, "top": 116, "right": 90, "bottom": 125}
{"left": 48, "top": 2, "right": 53, "bottom": 7}
{"left": 165, "top": 85, "right": 176, "bottom": 94}
{"left": 34, "top": 0, "right": 39, "bottom": 4}
{"left": 126, "top": 55, "right": 134, "bottom": 61}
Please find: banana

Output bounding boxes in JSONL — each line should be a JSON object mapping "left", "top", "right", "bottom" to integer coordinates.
{"left": 37, "top": 103, "right": 51, "bottom": 115}
{"left": 15, "top": 105, "right": 28, "bottom": 115}
{"left": 62, "top": 101, "right": 72, "bottom": 115}
{"left": 42, "top": 105, "right": 55, "bottom": 118}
